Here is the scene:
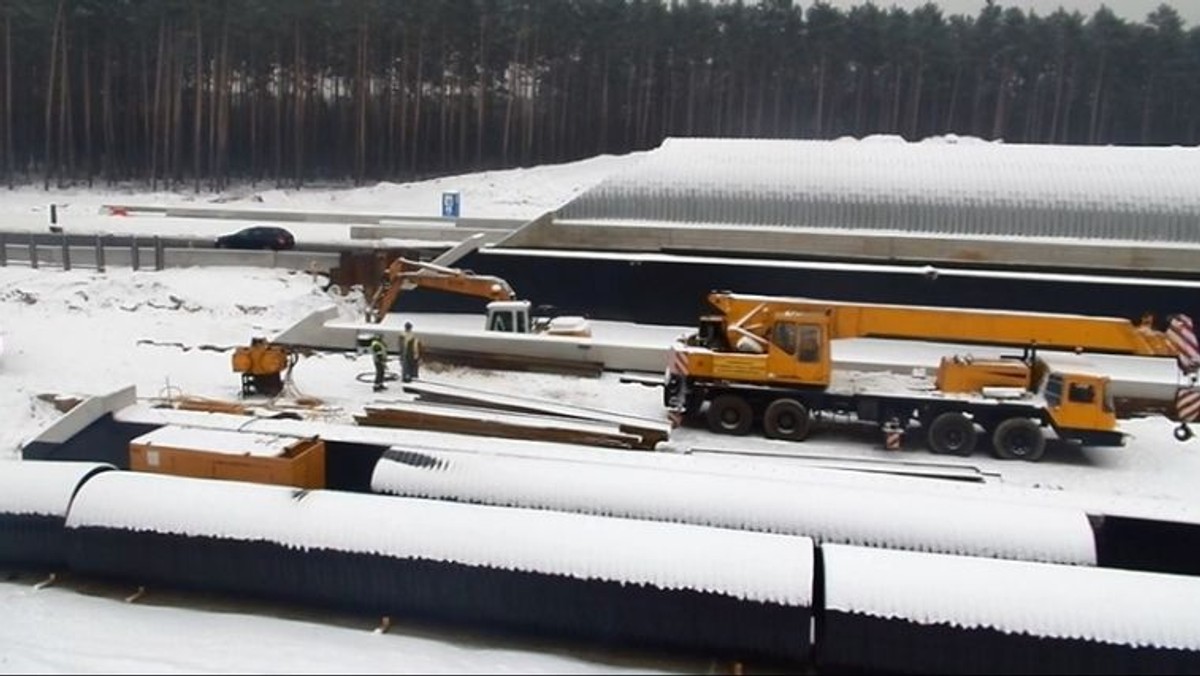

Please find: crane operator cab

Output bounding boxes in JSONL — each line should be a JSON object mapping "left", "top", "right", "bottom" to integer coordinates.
{"left": 485, "top": 300, "right": 592, "bottom": 338}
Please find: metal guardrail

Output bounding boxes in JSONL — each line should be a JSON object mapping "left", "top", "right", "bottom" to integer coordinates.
{"left": 0, "top": 231, "right": 338, "bottom": 273}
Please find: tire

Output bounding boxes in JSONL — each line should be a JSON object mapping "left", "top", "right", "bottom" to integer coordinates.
{"left": 706, "top": 394, "right": 753, "bottom": 436}
{"left": 763, "top": 398, "right": 811, "bottom": 441}
{"left": 927, "top": 411, "right": 978, "bottom": 456}
{"left": 992, "top": 418, "right": 1046, "bottom": 462}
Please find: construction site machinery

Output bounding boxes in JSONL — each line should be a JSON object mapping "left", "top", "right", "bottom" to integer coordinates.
{"left": 664, "top": 291, "right": 1200, "bottom": 461}
{"left": 232, "top": 337, "right": 297, "bottom": 397}
{"left": 366, "top": 257, "right": 591, "bottom": 337}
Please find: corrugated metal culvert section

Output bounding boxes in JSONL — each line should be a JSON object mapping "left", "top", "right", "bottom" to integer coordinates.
{"left": 558, "top": 137, "right": 1200, "bottom": 243}
{"left": 818, "top": 544, "right": 1200, "bottom": 674}
{"left": 65, "top": 472, "right": 814, "bottom": 662}
{"left": 0, "top": 461, "right": 114, "bottom": 569}
{"left": 371, "top": 448, "right": 1097, "bottom": 565}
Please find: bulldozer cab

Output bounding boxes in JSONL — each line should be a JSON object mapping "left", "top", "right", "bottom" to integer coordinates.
{"left": 765, "top": 311, "right": 832, "bottom": 386}
{"left": 1037, "top": 359, "right": 1117, "bottom": 434}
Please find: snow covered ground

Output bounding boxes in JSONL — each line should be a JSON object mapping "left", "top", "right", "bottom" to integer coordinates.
{"left": 3, "top": 149, "right": 1200, "bottom": 672}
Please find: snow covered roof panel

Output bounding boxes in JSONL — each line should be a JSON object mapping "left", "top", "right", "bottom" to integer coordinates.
{"left": 371, "top": 447, "right": 1096, "bottom": 565}
{"left": 65, "top": 472, "right": 813, "bottom": 606}
{"left": 557, "top": 137, "right": 1200, "bottom": 243}
{"left": 0, "top": 461, "right": 114, "bottom": 517}
{"left": 822, "top": 544, "right": 1200, "bottom": 650}
{"left": 130, "top": 426, "right": 300, "bottom": 458}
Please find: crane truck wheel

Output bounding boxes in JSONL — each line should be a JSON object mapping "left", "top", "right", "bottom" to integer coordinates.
{"left": 763, "top": 399, "right": 811, "bottom": 441}
{"left": 927, "top": 412, "right": 978, "bottom": 456}
{"left": 991, "top": 418, "right": 1047, "bottom": 462}
{"left": 706, "top": 395, "right": 753, "bottom": 436}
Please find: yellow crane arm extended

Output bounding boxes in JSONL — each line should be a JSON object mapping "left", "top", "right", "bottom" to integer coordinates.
{"left": 707, "top": 291, "right": 1197, "bottom": 370}
{"left": 367, "top": 258, "right": 517, "bottom": 323}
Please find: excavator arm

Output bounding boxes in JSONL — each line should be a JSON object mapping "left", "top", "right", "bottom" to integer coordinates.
{"left": 367, "top": 257, "right": 517, "bottom": 323}
{"left": 706, "top": 291, "right": 1198, "bottom": 374}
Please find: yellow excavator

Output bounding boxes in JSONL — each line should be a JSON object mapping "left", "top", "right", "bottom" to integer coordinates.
{"left": 365, "top": 256, "right": 591, "bottom": 337}
{"left": 665, "top": 291, "right": 1199, "bottom": 460}
{"left": 232, "top": 257, "right": 594, "bottom": 396}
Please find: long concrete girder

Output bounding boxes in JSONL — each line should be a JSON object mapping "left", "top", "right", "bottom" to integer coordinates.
{"left": 501, "top": 217, "right": 1200, "bottom": 276}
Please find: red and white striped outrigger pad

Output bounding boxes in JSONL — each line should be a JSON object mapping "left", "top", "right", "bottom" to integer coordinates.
{"left": 668, "top": 344, "right": 690, "bottom": 376}
{"left": 1167, "top": 314, "right": 1200, "bottom": 374}
{"left": 1177, "top": 387, "right": 1200, "bottom": 423}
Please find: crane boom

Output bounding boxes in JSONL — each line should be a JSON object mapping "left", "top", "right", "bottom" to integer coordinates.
{"left": 707, "top": 291, "right": 1196, "bottom": 373}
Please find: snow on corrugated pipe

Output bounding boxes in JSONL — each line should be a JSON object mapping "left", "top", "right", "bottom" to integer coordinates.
{"left": 66, "top": 471, "right": 813, "bottom": 607}
{"left": 0, "top": 460, "right": 115, "bottom": 517}
{"left": 822, "top": 543, "right": 1200, "bottom": 652}
{"left": 371, "top": 447, "right": 1096, "bottom": 566}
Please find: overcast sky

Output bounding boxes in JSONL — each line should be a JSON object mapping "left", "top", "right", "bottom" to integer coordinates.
{"left": 817, "top": 1, "right": 1197, "bottom": 25}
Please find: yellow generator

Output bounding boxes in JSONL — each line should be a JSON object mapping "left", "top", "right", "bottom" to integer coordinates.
{"left": 232, "top": 337, "right": 294, "bottom": 397}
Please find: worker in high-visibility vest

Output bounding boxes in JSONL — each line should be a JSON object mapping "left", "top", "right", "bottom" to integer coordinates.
{"left": 369, "top": 334, "right": 389, "bottom": 392}
{"left": 400, "top": 322, "right": 421, "bottom": 383}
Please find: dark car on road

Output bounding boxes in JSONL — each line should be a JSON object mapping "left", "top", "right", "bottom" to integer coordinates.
{"left": 214, "top": 226, "right": 296, "bottom": 251}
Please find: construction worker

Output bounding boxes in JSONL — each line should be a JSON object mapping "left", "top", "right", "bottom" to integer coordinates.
{"left": 400, "top": 322, "right": 421, "bottom": 383}
{"left": 369, "top": 334, "right": 389, "bottom": 392}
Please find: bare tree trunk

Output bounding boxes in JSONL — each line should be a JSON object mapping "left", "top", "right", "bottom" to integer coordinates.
{"left": 890, "top": 64, "right": 903, "bottom": 132}
{"left": 598, "top": 54, "right": 609, "bottom": 153}
{"left": 43, "top": 0, "right": 65, "bottom": 190}
{"left": 476, "top": 12, "right": 486, "bottom": 166}
{"left": 150, "top": 17, "right": 165, "bottom": 190}
{"left": 991, "top": 59, "right": 1011, "bottom": 140}
{"left": 814, "top": 51, "right": 827, "bottom": 136}
{"left": 292, "top": 18, "right": 303, "bottom": 187}
{"left": 59, "top": 10, "right": 74, "bottom": 186}
{"left": 171, "top": 35, "right": 184, "bottom": 184}
{"left": 1139, "top": 80, "right": 1154, "bottom": 144}
{"left": 193, "top": 6, "right": 203, "bottom": 192}
{"left": 217, "top": 17, "right": 229, "bottom": 190}
{"left": 685, "top": 60, "right": 696, "bottom": 136}
{"left": 409, "top": 30, "right": 423, "bottom": 173}
{"left": 83, "top": 32, "right": 93, "bottom": 187}
{"left": 501, "top": 28, "right": 520, "bottom": 164}
{"left": 5, "top": 9, "right": 13, "bottom": 187}
{"left": 907, "top": 51, "right": 924, "bottom": 139}
{"left": 1049, "top": 57, "right": 1065, "bottom": 142}
{"left": 102, "top": 35, "right": 114, "bottom": 184}
{"left": 1087, "top": 53, "right": 1106, "bottom": 144}
{"left": 354, "top": 12, "right": 368, "bottom": 184}
{"left": 273, "top": 37, "right": 282, "bottom": 185}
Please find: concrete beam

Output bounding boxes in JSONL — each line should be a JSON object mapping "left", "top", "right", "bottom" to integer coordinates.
{"left": 500, "top": 219, "right": 1200, "bottom": 275}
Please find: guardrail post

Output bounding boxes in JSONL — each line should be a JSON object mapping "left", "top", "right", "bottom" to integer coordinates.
{"left": 0, "top": 232, "right": 6, "bottom": 267}
{"left": 28, "top": 233, "right": 37, "bottom": 269}
{"left": 154, "top": 235, "right": 164, "bottom": 271}
{"left": 61, "top": 232, "right": 70, "bottom": 271}
{"left": 95, "top": 234, "right": 106, "bottom": 272}
{"left": 131, "top": 236, "right": 140, "bottom": 271}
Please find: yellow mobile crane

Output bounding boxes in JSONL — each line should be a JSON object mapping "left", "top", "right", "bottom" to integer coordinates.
{"left": 664, "top": 291, "right": 1200, "bottom": 461}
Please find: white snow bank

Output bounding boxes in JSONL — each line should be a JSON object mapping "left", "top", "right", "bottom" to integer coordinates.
{"left": 0, "top": 460, "right": 113, "bottom": 516}
{"left": 371, "top": 448, "right": 1096, "bottom": 565}
{"left": 66, "top": 471, "right": 813, "bottom": 606}
{"left": 822, "top": 543, "right": 1200, "bottom": 650}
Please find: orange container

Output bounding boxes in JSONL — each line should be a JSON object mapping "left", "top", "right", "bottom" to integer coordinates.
{"left": 129, "top": 426, "right": 325, "bottom": 489}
